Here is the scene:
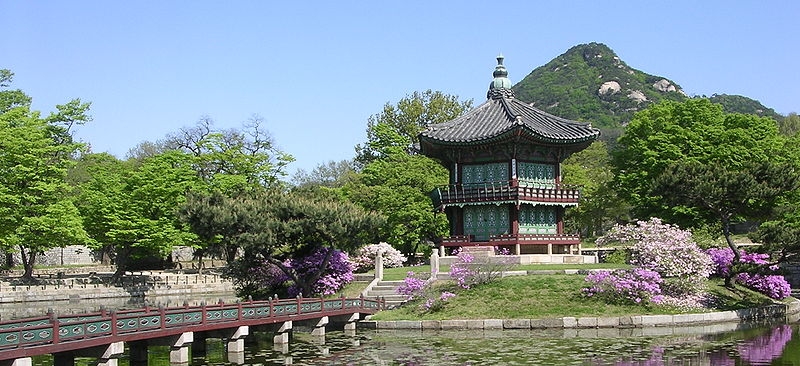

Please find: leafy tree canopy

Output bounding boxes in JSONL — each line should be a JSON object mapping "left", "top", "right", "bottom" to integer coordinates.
{"left": 613, "top": 98, "right": 787, "bottom": 225}
{"left": 354, "top": 90, "right": 472, "bottom": 167}
{"left": 181, "top": 189, "right": 383, "bottom": 297}
{"left": 0, "top": 71, "right": 92, "bottom": 278}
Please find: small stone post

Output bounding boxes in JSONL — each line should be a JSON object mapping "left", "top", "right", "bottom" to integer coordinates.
{"left": 374, "top": 250, "right": 384, "bottom": 281}
{"left": 430, "top": 252, "right": 439, "bottom": 279}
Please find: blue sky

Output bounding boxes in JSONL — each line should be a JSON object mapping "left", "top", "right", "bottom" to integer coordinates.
{"left": 3, "top": 1, "right": 798, "bottom": 177}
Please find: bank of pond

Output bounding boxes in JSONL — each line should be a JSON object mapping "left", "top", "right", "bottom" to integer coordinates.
{"left": 28, "top": 321, "right": 800, "bottom": 365}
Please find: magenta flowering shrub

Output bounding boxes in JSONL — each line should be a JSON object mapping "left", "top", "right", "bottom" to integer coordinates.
{"left": 284, "top": 247, "right": 354, "bottom": 297}
{"left": 449, "top": 252, "right": 477, "bottom": 289}
{"left": 396, "top": 271, "right": 455, "bottom": 312}
{"left": 350, "top": 242, "right": 407, "bottom": 272}
{"left": 705, "top": 247, "right": 791, "bottom": 299}
{"left": 598, "top": 218, "right": 714, "bottom": 281}
{"left": 583, "top": 269, "right": 664, "bottom": 305}
{"left": 396, "top": 271, "right": 431, "bottom": 300}
{"left": 227, "top": 247, "right": 354, "bottom": 299}
{"left": 449, "top": 249, "right": 515, "bottom": 289}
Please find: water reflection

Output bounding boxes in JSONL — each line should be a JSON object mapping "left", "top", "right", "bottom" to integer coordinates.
{"left": 28, "top": 321, "right": 800, "bottom": 365}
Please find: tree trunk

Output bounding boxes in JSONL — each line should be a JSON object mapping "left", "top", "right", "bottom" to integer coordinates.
{"left": 722, "top": 218, "right": 740, "bottom": 287}
{"left": 17, "top": 245, "right": 35, "bottom": 281}
{"left": 111, "top": 246, "right": 132, "bottom": 283}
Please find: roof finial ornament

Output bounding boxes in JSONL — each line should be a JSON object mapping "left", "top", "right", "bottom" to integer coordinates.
{"left": 488, "top": 53, "right": 515, "bottom": 99}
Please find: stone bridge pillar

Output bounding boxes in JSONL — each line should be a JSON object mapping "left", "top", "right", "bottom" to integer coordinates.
{"left": 274, "top": 320, "right": 292, "bottom": 345}
{"left": 168, "top": 332, "right": 193, "bottom": 365}
{"left": 311, "top": 316, "right": 329, "bottom": 337}
{"left": 0, "top": 358, "right": 32, "bottom": 366}
{"left": 227, "top": 325, "right": 249, "bottom": 353}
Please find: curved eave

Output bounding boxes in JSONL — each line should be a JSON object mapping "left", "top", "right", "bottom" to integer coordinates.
{"left": 420, "top": 124, "right": 599, "bottom": 148}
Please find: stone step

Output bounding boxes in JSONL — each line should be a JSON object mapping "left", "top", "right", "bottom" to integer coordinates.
{"left": 367, "top": 290, "right": 403, "bottom": 297}
{"left": 371, "top": 285, "right": 399, "bottom": 291}
{"left": 377, "top": 280, "right": 405, "bottom": 286}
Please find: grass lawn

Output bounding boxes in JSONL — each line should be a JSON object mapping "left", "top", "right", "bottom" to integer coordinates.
{"left": 370, "top": 273, "right": 781, "bottom": 321}
{"left": 374, "top": 262, "right": 631, "bottom": 281}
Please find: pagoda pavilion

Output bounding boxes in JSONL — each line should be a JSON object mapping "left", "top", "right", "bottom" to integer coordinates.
{"left": 418, "top": 55, "right": 600, "bottom": 259}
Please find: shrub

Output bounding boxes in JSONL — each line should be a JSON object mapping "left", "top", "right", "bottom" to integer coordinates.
{"left": 448, "top": 249, "right": 516, "bottom": 289}
{"left": 350, "top": 242, "right": 407, "bottom": 272}
{"left": 583, "top": 268, "right": 664, "bottom": 305}
{"left": 597, "top": 218, "right": 714, "bottom": 292}
{"left": 396, "top": 271, "right": 454, "bottom": 313}
{"left": 229, "top": 247, "right": 354, "bottom": 299}
{"left": 707, "top": 247, "right": 792, "bottom": 299}
{"left": 285, "top": 247, "right": 354, "bottom": 297}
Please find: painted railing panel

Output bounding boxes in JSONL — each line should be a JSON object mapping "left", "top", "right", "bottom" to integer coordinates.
{"left": 0, "top": 296, "right": 383, "bottom": 360}
{"left": 431, "top": 180, "right": 580, "bottom": 208}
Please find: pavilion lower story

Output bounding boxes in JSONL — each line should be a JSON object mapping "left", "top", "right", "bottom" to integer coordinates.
{"left": 437, "top": 234, "right": 597, "bottom": 264}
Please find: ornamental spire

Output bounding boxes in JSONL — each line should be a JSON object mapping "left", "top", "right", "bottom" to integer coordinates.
{"left": 487, "top": 54, "right": 515, "bottom": 99}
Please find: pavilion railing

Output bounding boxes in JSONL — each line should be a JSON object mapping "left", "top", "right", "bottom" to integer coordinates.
{"left": 431, "top": 179, "right": 581, "bottom": 208}
{"left": 440, "top": 233, "right": 580, "bottom": 247}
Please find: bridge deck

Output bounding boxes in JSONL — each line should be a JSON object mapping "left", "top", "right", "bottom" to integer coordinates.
{"left": 0, "top": 296, "right": 383, "bottom": 361}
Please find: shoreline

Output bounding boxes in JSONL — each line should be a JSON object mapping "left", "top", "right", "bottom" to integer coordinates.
{"left": 360, "top": 297, "right": 800, "bottom": 331}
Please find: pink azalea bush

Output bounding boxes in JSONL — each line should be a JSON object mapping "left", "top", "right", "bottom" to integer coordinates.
{"left": 583, "top": 268, "right": 664, "bottom": 305}
{"left": 284, "top": 247, "right": 354, "bottom": 297}
{"left": 397, "top": 248, "right": 514, "bottom": 312}
{"left": 396, "top": 270, "right": 454, "bottom": 312}
{"left": 706, "top": 247, "right": 791, "bottom": 299}
{"left": 591, "top": 218, "right": 715, "bottom": 309}
{"left": 239, "top": 247, "right": 354, "bottom": 298}
{"left": 350, "top": 242, "right": 407, "bottom": 272}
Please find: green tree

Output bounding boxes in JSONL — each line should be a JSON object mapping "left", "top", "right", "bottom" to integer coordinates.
{"left": 0, "top": 73, "right": 91, "bottom": 279}
{"left": 73, "top": 151, "right": 201, "bottom": 280}
{"left": 653, "top": 161, "right": 799, "bottom": 284}
{"left": 354, "top": 90, "right": 472, "bottom": 167}
{"left": 163, "top": 116, "right": 294, "bottom": 192}
{"left": 343, "top": 153, "right": 449, "bottom": 258}
{"left": 181, "top": 190, "right": 383, "bottom": 297}
{"left": 561, "top": 141, "right": 629, "bottom": 236}
{"left": 613, "top": 99, "right": 786, "bottom": 226}
{"left": 779, "top": 112, "right": 800, "bottom": 136}
{"left": 292, "top": 159, "right": 356, "bottom": 189}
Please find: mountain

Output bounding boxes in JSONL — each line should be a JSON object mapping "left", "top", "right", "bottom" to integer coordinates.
{"left": 511, "top": 43, "right": 782, "bottom": 133}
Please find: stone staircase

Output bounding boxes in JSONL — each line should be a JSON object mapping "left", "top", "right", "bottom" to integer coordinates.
{"left": 364, "top": 280, "right": 408, "bottom": 309}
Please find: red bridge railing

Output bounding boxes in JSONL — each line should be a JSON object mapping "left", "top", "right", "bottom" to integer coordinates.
{"left": 0, "top": 295, "right": 383, "bottom": 360}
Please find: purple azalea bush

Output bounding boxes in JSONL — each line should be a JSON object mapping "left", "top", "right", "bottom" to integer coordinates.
{"left": 583, "top": 269, "right": 664, "bottom": 305}
{"left": 243, "top": 247, "right": 354, "bottom": 298}
{"left": 350, "top": 242, "right": 407, "bottom": 272}
{"left": 589, "top": 218, "right": 716, "bottom": 308}
{"left": 284, "top": 247, "right": 354, "bottom": 297}
{"left": 396, "top": 271, "right": 455, "bottom": 312}
{"left": 707, "top": 247, "right": 791, "bottom": 299}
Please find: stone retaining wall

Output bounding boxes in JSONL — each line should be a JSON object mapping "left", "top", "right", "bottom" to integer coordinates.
{"left": 361, "top": 298, "right": 800, "bottom": 331}
{"left": 0, "top": 273, "right": 234, "bottom": 303}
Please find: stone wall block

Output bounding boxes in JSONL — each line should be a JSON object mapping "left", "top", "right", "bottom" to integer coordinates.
{"left": 483, "top": 319, "right": 503, "bottom": 330}
{"left": 562, "top": 317, "right": 577, "bottom": 328}
{"left": 502, "top": 319, "right": 530, "bottom": 329}
{"left": 576, "top": 317, "right": 597, "bottom": 328}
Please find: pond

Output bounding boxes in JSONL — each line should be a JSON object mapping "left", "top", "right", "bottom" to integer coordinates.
{"left": 30, "top": 319, "right": 800, "bottom": 365}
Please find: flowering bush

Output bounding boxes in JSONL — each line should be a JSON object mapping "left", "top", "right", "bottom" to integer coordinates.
{"left": 706, "top": 247, "right": 791, "bottom": 299}
{"left": 583, "top": 269, "right": 664, "bottom": 305}
{"left": 396, "top": 271, "right": 455, "bottom": 312}
{"left": 350, "top": 242, "right": 407, "bottom": 272}
{"left": 598, "top": 218, "right": 714, "bottom": 282}
{"left": 448, "top": 249, "right": 516, "bottom": 289}
{"left": 231, "top": 247, "right": 354, "bottom": 299}
{"left": 284, "top": 247, "right": 354, "bottom": 297}
{"left": 396, "top": 271, "right": 431, "bottom": 300}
